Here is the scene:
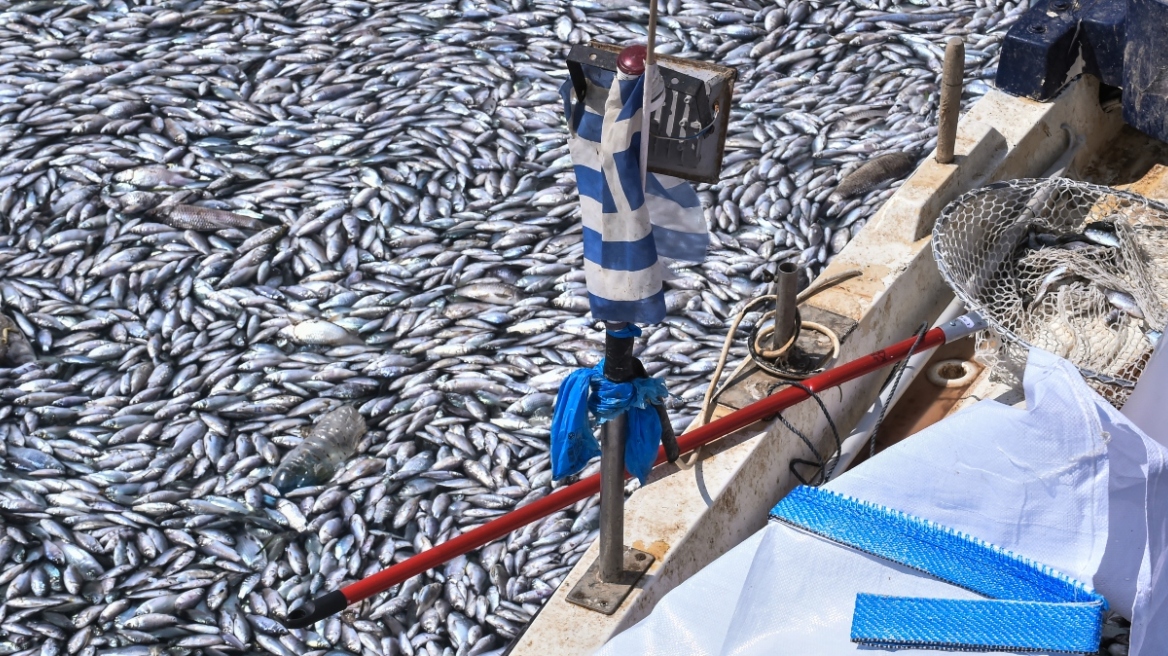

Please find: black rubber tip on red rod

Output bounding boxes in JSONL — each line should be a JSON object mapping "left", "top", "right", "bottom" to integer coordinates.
{"left": 283, "top": 590, "right": 346, "bottom": 629}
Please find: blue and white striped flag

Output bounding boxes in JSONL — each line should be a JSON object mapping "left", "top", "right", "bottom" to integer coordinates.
{"left": 560, "top": 63, "right": 708, "bottom": 325}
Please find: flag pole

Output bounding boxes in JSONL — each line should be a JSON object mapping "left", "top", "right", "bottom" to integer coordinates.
{"left": 599, "top": 321, "right": 634, "bottom": 583}
{"left": 646, "top": 0, "right": 658, "bottom": 66}
{"left": 595, "top": 0, "right": 660, "bottom": 593}
{"left": 640, "top": 0, "right": 658, "bottom": 188}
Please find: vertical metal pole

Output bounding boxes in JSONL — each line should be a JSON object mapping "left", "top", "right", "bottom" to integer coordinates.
{"left": 598, "top": 321, "right": 634, "bottom": 582}
{"left": 646, "top": 0, "right": 658, "bottom": 67}
{"left": 936, "top": 37, "right": 965, "bottom": 165}
{"left": 598, "top": 411, "right": 627, "bottom": 582}
{"left": 639, "top": 0, "right": 659, "bottom": 190}
{"left": 772, "top": 262, "right": 799, "bottom": 351}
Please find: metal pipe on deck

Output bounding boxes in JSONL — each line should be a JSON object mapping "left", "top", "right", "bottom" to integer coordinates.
{"left": 936, "top": 37, "right": 965, "bottom": 165}
{"left": 598, "top": 412, "right": 628, "bottom": 582}
{"left": 772, "top": 262, "right": 799, "bottom": 351}
{"left": 599, "top": 321, "right": 634, "bottom": 582}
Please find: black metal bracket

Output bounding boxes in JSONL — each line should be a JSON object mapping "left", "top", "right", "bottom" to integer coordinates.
{"left": 603, "top": 331, "right": 680, "bottom": 463}
{"left": 995, "top": 0, "right": 1168, "bottom": 144}
{"left": 566, "top": 42, "right": 737, "bottom": 185}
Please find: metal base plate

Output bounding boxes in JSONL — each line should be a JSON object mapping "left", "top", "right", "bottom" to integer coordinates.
{"left": 719, "top": 304, "right": 860, "bottom": 411}
{"left": 778, "top": 304, "right": 858, "bottom": 375}
{"left": 565, "top": 547, "right": 655, "bottom": 615}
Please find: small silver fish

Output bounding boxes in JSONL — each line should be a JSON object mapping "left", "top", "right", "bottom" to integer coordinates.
{"left": 1102, "top": 288, "right": 1144, "bottom": 319}
{"left": 158, "top": 204, "right": 266, "bottom": 232}
{"left": 1030, "top": 266, "right": 1070, "bottom": 309}
{"left": 1083, "top": 222, "right": 1121, "bottom": 248}
{"left": 1146, "top": 329, "right": 1162, "bottom": 347}
{"left": 278, "top": 320, "right": 365, "bottom": 347}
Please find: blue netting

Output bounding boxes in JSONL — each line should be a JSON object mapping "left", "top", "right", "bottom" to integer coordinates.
{"left": 550, "top": 359, "right": 668, "bottom": 484}
{"left": 770, "top": 485, "right": 1107, "bottom": 654}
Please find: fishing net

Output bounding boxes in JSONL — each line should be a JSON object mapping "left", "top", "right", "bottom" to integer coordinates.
{"left": 933, "top": 178, "right": 1168, "bottom": 407}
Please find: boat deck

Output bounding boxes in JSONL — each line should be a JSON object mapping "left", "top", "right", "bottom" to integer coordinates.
{"left": 516, "top": 75, "right": 1167, "bottom": 655}
{"left": 849, "top": 121, "right": 1168, "bottom": 473}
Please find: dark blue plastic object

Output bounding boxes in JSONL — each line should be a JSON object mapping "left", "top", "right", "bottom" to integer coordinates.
{"left": 996, "top": 0, "right": 1168, "bottom": 145}
{"left": 995, "top": 0, "right": 1125, "bottom": 101}
{"left": 1123, "top": 0, "right": 1168, "bottom": 143}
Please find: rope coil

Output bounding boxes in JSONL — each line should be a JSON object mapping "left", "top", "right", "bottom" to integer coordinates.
{"left": 682, "top": 269, "right": 862, "bottom": 474}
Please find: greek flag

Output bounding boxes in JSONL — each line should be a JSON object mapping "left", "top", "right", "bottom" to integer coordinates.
{"left": 560, "top": 63, "right": 708, "bottom": 325}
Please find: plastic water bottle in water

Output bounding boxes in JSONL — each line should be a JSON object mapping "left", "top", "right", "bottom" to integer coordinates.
{"left": 271, "top": 405, "right": 367, "bottom": 492}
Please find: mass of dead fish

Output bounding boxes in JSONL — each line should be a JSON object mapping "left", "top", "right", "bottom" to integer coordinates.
{"left": 0, "top": 0, "right": 1040, "bottom": 654}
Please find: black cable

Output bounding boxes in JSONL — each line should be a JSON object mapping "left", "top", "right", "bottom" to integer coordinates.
{"left": 768, "top": 381, "right": 842, "bottom": 487}
{"left": 746, "top": 308, "right": 833, "bottom": 380}
{"left": 867, "top": 322, "right": 930, "bottom": 461}
{"left": 745, "top": 311, "right": 839, "bottom": 485}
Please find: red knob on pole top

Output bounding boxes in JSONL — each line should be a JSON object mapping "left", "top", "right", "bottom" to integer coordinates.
{"left": 617, "top": 45, "right": 647, "bottom": 76}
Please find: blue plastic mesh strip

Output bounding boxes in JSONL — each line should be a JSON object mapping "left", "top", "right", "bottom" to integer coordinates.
{"left": 851, "top": 596, "right": 1104, "bottom": 653}
{"left": 769, "top": 485, "right": 1106, "bottom": 653}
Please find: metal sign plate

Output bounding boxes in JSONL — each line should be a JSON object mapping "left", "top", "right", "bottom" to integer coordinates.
{"left": 566, "top": 41, "right": 737, "bottom": 185}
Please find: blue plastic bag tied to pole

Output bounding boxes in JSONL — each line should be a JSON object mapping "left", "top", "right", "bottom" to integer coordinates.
{"left": 550, "top": 359, "right": 668, "bottom": 484}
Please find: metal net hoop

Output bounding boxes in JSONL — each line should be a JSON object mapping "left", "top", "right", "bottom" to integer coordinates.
{"left": 932, "top": 178, "right": 1168, "bottom": 406}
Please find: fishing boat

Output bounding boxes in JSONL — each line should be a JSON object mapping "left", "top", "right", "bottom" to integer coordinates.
{"left": 282, "top": 4, "right": 1168, "bottom": 654}
{"left": 502, "top": 15, "right": 1168, "bottom": 656}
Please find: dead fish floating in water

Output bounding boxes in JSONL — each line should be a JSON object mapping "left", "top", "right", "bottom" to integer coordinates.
{"left": 271, "top": 405, "right": 368, "bottom": 493}
{"left": 278, "top": 319, "right": 365, "bottom": 346}
{"left": 0, "top": 313, "right": 34, "bottom": 366}
{"left": 157, "top": 204, "right": 267, "bottom": 232}
{"left": 830, "top": 152, "right": 919, "bottom": 202}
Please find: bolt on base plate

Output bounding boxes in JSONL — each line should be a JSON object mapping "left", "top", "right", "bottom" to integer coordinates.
{"left": 565, "top": 546, "right": 655, "bottom": 615}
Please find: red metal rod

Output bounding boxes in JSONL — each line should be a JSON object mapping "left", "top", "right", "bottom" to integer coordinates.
{"left": 283, "top": 323, "right": 951, "bottom": 628}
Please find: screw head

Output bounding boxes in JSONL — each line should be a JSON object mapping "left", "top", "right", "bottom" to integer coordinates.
{"left": 1028, "top": 23, "right": 1048, "bottom": 34}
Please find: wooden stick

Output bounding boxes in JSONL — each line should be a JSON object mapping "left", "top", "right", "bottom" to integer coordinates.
{"left": 640, "top": 0, "right": 660, "bottom": 188}
{"left": 936, "top": 37, "right": 964, "bottom": 165}
{"left": 647, "top": 0, "right": 658, "bottom": 66}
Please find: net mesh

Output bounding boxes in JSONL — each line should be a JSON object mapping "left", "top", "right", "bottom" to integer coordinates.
{"left": 933, "top": 178, "right": 1168, "bottom": 407}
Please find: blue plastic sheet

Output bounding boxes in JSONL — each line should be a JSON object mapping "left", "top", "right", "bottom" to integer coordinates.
{"left": 550, "top": 359, "right": 668, "bottom": 484}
